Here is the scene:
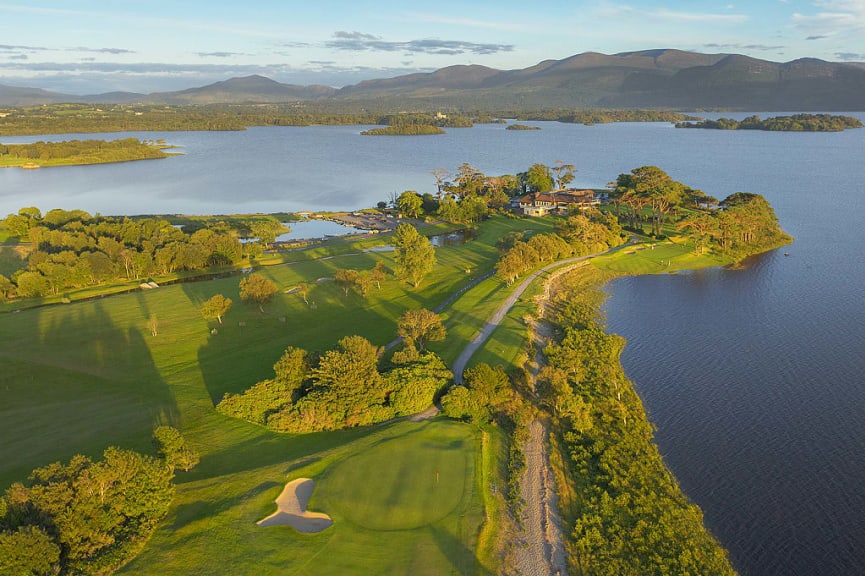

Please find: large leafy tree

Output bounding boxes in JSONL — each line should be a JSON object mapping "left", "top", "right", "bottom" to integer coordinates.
{"left": 239, "top": 273, "right": 278, "bottom": 312}
{"left": 397, "top": 308, "right": 446, "bottom": 352}
{"left": 152, "top": 426, "right": 200, "bottom": 472}
{"left": 393, "top": 223, "right": 435, "bottom": 288}
{"left": 397, "top": 190, "right": 424, "bottom": 219}
{"left": 201, "top": 294, "right": 232, "bottom": 324}
{"left": 524, "top": 163, "right": 555, "bottom": 193}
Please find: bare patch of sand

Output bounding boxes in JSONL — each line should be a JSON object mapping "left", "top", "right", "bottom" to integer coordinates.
{"left": 257, "top": 478, "right": 333, "bottom": 533}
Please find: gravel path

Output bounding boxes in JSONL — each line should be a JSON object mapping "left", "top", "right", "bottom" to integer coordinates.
{"left": 451, "top": 250, "right": 613, "bottom": 384}
{"left": 515, "top": 420, "right": 568, "bottom": 576}
{"left": 512, "top": 265, "right": 574, "bottom": 576}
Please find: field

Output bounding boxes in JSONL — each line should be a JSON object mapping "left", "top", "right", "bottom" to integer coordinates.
{"left": 0, "top": 215, "right": 556, "bottom": 574}
{"left": 0, "top": 210, "right": 734, "bottom": 573}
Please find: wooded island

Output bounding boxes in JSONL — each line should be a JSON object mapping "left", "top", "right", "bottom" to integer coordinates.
{"left": 675, "top": 113, "right": 863, "bottom": 131}
{"left": 0, "top": 138, "right": 171, "bottom": 167}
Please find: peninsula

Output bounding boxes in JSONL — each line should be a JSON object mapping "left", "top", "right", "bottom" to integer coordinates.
{"left": 0, "top": 162, "right": 790, "bottom": 575}
{"left": 0, "top": 137, "right": 172, "bottom": 168}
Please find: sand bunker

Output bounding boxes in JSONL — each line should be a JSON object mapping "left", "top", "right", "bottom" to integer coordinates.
{"left": 257, "top": 478, "right": 332, "bottom": 533}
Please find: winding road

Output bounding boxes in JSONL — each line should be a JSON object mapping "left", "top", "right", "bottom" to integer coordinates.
{"left": 450, "top": 245, "right": 625, "bottom": 383}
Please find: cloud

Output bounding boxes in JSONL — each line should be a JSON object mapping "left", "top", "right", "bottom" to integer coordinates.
{"left": 835, "top": 51, "right": 865, "bottom": 60}
{"left": 326, "top": 32, "right": 513, "bottom": 56}
{"left": 69, "top": 47, "right": 136, "bottom": 55}
{"left": 807, "top": 34, "right": 831, "bottom": 39}
{"left": 703, "top": 43, "right": 785, "bottom": 51}
{"left": 792, "top": 0, "right": 865, "bottom": 37}
{"left": 0, "top": 44, "right": 50, "bottom": 52}
{"left": 333, "top": 30, "right": 380, "bottom": 40}
{"left": 8, "top": 54, "right": 28, "bottom": 60}
{"left": 196, "top": 51, "right": 250, "bottom": 58}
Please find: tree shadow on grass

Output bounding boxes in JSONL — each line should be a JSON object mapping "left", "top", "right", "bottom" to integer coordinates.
{"left": 429, "top": 525, "right": 491, "bottom": 576}
{"left": 0, "top": 297, "right": 179, "bottom": 488}
{"left": 167, "top": 480, "right": 281, "bottom": 531}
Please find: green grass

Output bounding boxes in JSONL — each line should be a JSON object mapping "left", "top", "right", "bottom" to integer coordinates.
{"left": 591, "top": 236, "right": 726, "bottom": 274}
{"left": 121, "top": 419, "right": 486, "bottom": 575}
{"left": 0, "top": 214, "right": 561, "bottom": 574}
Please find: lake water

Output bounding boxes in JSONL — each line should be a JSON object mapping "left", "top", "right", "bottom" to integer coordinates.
{"left": 3, "top": 116, "right": 865, "bottom": 575}
{"left": 274, "top": 219, "right": 365, "bottom": 242}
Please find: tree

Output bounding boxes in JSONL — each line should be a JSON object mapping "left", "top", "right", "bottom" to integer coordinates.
{"left": 0, "top": 526, "right": 61, "bottom": 576}
{"left": 334, "top": 268, "right": 359, "bottom": 296}
{"left": 369, "top": 261, "right": 386, "bottom": 289}
{"left": 397, "top": 308, "right": 446, "bottom": 352}
{"left": 152, "top": 426, "right": 200, "bottom": 472}
{"left": 393, "top": 223, "right": 436, "bottom": 288}
{"left": 628, "top": 166, "right": 685, "bottom": 237}
{"left": 397, "top": 190, "right": 424, "bottom": 219}
{"left": 453, "top": 162, "right": 485, "bottom": 198}
{"left": 201, "top": 294, "right": 232, "bottom": 324}
{"left": 552, "top": 160, "right": 576, "bottom": 189}
{"left": 431, "top": 167, "right": 450, "bottom": 198}
{"left": 0, "top": 274, "right": 14, "bottom": 302}
{"left": 295, "top": 282, "right": 310, "bottom": 304}
{"left": 147, "top": 313, "right": 159, "bottom": 336}
{"left": 525, "top": 163, "right": 554, "bottom": 193}
{"left": 239, "top": 273, "right": 278, "bottom": 312}
{"left": 312, "top": 335, "right": 383, "bottom": 404}
{"left": 249, "top": 219, "right": 284, "bottom": 249}
{"left": 355, "top": 271, "right": 373, "bottom": 298}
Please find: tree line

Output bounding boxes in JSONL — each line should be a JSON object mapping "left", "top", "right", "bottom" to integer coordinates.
{"left": 0, "top": 208, "right": 279, "bottom": 301}
{"left": 0, "top": 427, "right": 197, "bottom": 576}
{"left": 536, "top": 268, "right": 737, "bottom": 575}
{"left": 0, "top": 103, "right": 482, "bottom": 136}
{"left": 495, "top": 209, "right": 626, "bottom": 285}
{"left": 0, "top": 103, "right": 706, "bottom": 137}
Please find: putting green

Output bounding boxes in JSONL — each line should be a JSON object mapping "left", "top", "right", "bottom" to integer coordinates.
{"left": 320, "top": 420, "right": 473, "bottom": 531}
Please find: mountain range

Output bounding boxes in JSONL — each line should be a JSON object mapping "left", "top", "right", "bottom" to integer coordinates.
{"left": 2, "top": 49, "right": 864, "bottom": 110}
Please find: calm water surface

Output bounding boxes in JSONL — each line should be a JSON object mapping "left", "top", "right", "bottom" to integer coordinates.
{"left": 3, "top": 117, "right": 865, "bottom": 575}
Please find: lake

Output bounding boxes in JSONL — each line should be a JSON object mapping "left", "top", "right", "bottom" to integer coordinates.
{"left": 3, "top": 116, "right": 865, "bottom": 575}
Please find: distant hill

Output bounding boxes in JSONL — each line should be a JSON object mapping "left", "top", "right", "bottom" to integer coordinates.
{"left": 1, "top": 50, "right": 863, "bottom": 110}
{"left": 147, "top": 75, "right": 337, "bottom": 104}
{"left": 0, "top": 84, "right": 71, "bottom": 106}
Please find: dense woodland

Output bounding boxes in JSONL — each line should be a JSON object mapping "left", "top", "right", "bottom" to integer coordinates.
{"left": 0, "top": 138, "right": 168, "bottom": 166}
{"left": 675, "top": 113, "right": 863, "bottom": 131}
{"left": 538, "top": 269, "right": 737, "bottom": 575}
{"left": 0, "top": 208, "right": 286, "bottom": 301}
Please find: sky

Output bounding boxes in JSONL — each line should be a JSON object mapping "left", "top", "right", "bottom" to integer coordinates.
{"left": 0, "top": 0, "right": 863, "bottom": 94}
